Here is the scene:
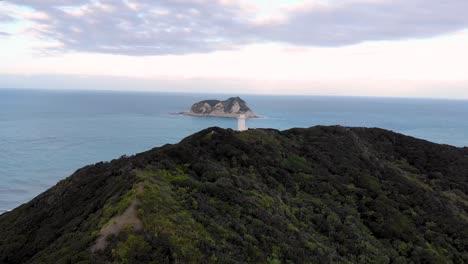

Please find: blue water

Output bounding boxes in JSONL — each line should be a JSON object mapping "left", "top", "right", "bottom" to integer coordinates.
{"left": 1, "top": 88, "right": 467, "bottom": 213}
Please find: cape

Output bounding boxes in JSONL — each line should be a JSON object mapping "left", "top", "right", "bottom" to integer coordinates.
{"left": 0, "top": 126, "right": 467, "bottom": 263}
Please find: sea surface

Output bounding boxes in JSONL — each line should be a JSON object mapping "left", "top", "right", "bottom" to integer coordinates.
{"left": 1, "top": 88, "right": 467, "bottom": 213}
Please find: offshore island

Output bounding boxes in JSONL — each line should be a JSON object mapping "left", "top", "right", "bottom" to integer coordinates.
{"left": 179, "top": 96, "right": 260, "bottom": 118}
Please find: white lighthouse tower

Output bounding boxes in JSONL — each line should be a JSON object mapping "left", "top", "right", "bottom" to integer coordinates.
{"left": 237, "top": 114, "right": 247, "bottom": 131}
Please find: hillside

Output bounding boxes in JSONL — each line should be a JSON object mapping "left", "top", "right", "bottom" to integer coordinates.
{"left": 0, "top": 126, "right": 467, "bottom": 263}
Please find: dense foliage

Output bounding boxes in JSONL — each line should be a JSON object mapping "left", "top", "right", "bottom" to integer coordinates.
{"left": 0, "top": 126, "right": 467, "bottom": 263}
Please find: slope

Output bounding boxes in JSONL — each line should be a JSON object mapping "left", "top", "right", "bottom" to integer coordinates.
{"left": 0, "top": 126, "right": 467, "bottom": 263}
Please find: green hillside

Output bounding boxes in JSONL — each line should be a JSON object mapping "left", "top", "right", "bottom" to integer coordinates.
{"left": 1, "top": 126, "right": 467, "bottom": 263}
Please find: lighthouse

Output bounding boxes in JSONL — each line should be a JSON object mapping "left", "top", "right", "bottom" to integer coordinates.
{"left": 237, "top": 114, "right": 247, "bottom": 131}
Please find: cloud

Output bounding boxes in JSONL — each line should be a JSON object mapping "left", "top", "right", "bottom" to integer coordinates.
{"left": 6, "top": 0, "right": 468, "bottom": 55}
{"left": 9, "top": 0, "right": 254, "bottom": 55}
{"left": 0, "top": 13, "right": 13, "bottom": 22}
{"left": 0, "top": 12, "right": 13, "bottom": 37}
{"left": 261, "top": 0, "right": 468, "bottom": 46}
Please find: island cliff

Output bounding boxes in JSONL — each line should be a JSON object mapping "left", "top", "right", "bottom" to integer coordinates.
{"left": 0, "top": 126, "right": 467, "bottom": 263}
{"left": 181, "top": 97, "right": 258, "bottom": 118}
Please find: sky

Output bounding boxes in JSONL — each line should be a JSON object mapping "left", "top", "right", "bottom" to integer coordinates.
{"left": 1, "top": 0, "right": 468, "bottom": 98}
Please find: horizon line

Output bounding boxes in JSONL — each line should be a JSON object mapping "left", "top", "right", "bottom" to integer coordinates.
{"left": 1, "top": 86, "right": 468, "bottom": 102}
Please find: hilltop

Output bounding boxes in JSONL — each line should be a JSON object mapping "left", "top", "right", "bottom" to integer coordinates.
{"left": 0, "top": 126, "right": 467, "bottom": 263}
{"left": 181, "top": 97, "right": 258, "bottom": 118}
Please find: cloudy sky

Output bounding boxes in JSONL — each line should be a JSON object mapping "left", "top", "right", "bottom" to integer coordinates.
{"left": 1, "top": 0, "right": 468, "bottom": 98}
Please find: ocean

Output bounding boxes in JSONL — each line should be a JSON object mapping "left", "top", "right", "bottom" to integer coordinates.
{"left": 1, "top": 88, "right": 467, "bottom": 213}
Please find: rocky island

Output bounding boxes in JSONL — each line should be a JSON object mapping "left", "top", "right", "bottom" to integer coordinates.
{"left": 180, "top": 96, "right": 259, "bottom": 118}
{"left": 1, "top": 126, "right": 467, "bottom": 263}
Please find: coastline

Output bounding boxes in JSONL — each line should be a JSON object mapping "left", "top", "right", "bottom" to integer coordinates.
{"left": 176, "top": 111, "right": 262, "bottom": 118}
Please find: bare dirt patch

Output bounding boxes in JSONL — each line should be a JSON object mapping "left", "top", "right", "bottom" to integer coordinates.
{"left": 91, "top": 184, "right": 144, "bottom": 253}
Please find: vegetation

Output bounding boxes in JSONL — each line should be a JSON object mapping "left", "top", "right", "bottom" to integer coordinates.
{"left": 0, "top": 126, "right": 467, "bottom": 263}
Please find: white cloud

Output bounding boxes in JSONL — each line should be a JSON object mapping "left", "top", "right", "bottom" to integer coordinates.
{"left": 1, "top": 29, "right": 468, "bottom": 99}
{"left": 1, "top": 0, "right": 467, "bottom": 99}
{"left": 7, "top": 0, "right": 253, "bottom": 55}
{"left": 258, "top": 0, "right": 468, "bottom": 46}
{"left": 5, "top": 0, "right": 468, "bottom": 55}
